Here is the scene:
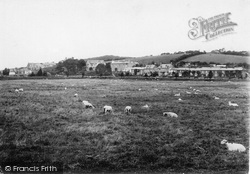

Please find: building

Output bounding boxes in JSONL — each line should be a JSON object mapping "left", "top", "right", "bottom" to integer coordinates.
{"left": 158, "top": 64, "right": 174, "bottom": 76}
{"left": 128, "top": 67, "right": 145, "bottom": 75}
{"left": 172, "top": 67, "right": 245, "bottom": 78}
{"left": 86, "top": 60, "right": 105, "bottom": 71}
{"left": 110, "top": 60, "right": 138, "bottom": 72}
{"left": 9, "top": 68, "right": 17, "bottom": 76}
{"left": 17, "top": 67, "right": 32, "bottom": 76}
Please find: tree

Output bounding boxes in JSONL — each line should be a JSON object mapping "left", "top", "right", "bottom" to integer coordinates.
{"left": 125, "top": 71, "right": 130, "bottom": 76}
{"left": 95, "top": 64, "right": 106, "bottom": 76}
{"left": 37, "top": 68, "right": 43, "bottom": 76}
{"left": 3, "top": 68, "right": 10, "bottom": 75}
{"left": 77, "top": 59, "right": 86, "bottom": 72}
{"left": 174, "top": 72, "right": 179, "bottom": 79}
{"left": 208, "top": 71, "right": 213, "bottom": 79}
{"left": 105, "top": 63, "right": 112, "bottom": 75}
{"left": 152, "top": 71, "right": 158, "bottom": 77}
{"left": 29, "top": 72, "right": 36, "bottom": 77}
{"left": 120, "top": 72, "right": 124, "bottom": 77}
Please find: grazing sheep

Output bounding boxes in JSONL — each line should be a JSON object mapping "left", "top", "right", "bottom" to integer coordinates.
{"left": 142, "top": 104, "right": 149, "bottom": 109}
{"left": 15, "top": 89, "right": 19, "bottom": 93}
{"left": 214, "top": 96, "right": 220, "bottom": 99}
{"left": 124, "top": 106, "right": 132, "bottom": 114}
{"left": 221, "top": 139, "right": 246, "bottom": 152}
{"left": 196, "top": 89, "right": 201, "bottom": 92}
{"left": 74, "top": 93, "right": 78, "bottom": 97}
{"left": 82, "top": 100, "right": 95, "bottom": 109}
{"left": 174, "top": 93, "right": 180, "bottom": 96}
{"left": 186, "top": 91, "right": 191, "bottom": 94}
{"left": 65, "top": 87, "right": 67, "bottom": 90}
{"left": 163, "top": 112, "right": 178, "bottom": 118}
{"left": 138, "top": 88, "right": 141, "bottom": 91}
{"left": 229, "top": 101, "right": 238, "bottom": 107}
{"left": 178, "top": 98, "right": 182, "bottom": 101}
{"left": 103, "top": 105, "right": 113, "bottom": 114}
{"left": 19, "top": 88, "right": 24, "bottom": 92}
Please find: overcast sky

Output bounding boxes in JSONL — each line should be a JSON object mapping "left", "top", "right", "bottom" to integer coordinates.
{"left": 0, "top": 0, "right": 250, "bottom": 70}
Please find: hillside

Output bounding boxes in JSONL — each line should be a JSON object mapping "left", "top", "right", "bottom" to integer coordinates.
{"left": 182, "top": 53, "right": 250, "bottom": 64}
{"left": 135, "top": 54, "right": 184, "bottom": 64}
{"left": 86, "top": 55, "right": 135, "bottom": 61}
{"left": 85, "top": 54, "right": 184, "bottom": 65}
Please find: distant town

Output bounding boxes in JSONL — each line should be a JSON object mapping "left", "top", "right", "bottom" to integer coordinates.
{"left": 1, "top": 49, "right": 249, "bottom": 79}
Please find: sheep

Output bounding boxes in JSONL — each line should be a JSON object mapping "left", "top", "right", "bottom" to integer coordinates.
{"left": 82, "top": 100, "right": 95, "bottom": 109}
{"left": 163, "top": 112, "right": 178, "bottom": 118}
{"left": 74, "top": 93, "right": 78, "bottom": 97}
{"left": 186, "top": 91, "right": 191, "bottom": 94}
{"left": 142, "top": 104, "right": 149, "bottom": 109}
{"left": 214, "top": 96, "right": 220, "bottom": 100}
{"left": 178, "top": 98, "right": 182, "bottom": 101}
{"left": 65, "top": 87, "right": 67, "bottom": 90}
{"left": 124, "top": 106, "right": 132, "bottom": 114}
{"left": 19, "top": 88, "right": 24, "bottom": 92}
{"left": 229, "top": 101, "right": 238, "bottom": 107}
{"left": 221, "top": 139, "right": 246, "bottom": 152}
{"left": 196, "top": 89, "right": 201, "bottom": 92}
{"left": 15, "top": 89, "right": 19, "bottom": 93}
{"left": 103, "top": 105, "right": 113, "bottom": 114}
{"left": 174, "top": 93, "right": 180, "bottom": 96}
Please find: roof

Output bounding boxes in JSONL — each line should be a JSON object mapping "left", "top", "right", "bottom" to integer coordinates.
{"left": 172, "top": 67, "right": 244, "bottom": 71}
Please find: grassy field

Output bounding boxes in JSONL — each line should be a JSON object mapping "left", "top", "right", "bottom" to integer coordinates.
{"left": 0, "top": 79, "right": 249, "bottom": 173}
{"left": 183, "top": 53, "right": 250, "bottom": 64}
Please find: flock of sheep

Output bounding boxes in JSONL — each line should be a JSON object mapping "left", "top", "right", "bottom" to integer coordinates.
{"left": 13, "top": 83, "right": 246, "bottom": 153}
{"left": 73, "top": 93, "right": 179, "bottom": 118}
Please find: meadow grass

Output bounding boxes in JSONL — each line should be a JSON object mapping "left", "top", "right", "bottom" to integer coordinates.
{"left": 0, "top": 79, "right": 249, "bottom": 173}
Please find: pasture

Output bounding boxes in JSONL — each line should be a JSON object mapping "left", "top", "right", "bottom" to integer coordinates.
{"left": 0, "top": 79, "right": 249, "bottom": 173}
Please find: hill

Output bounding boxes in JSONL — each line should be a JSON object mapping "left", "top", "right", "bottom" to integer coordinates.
{"left": 86, "top": 55, "right": 135, "bottom": 61}
{"left": 85, "top": 54, "right": 184, "bottom": 65}
{"left": 182, "top": 53, "right": 250, "bottom": 64}
{"left": 135, "top": 54, "right": 184, "bottom": 65}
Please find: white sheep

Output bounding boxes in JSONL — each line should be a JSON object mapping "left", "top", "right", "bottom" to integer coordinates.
{"left": 124, "top": 106, "right": 132, "bottom": 114}
{"left": 229, "top": 101, "right": 238, "bottom": 107}
{"left": 15, "top": 89, "right": 19, "bottom": 93}
{"left": 142, "top": 104, "right": 149, "bottom": 109}
{"left": 174, "top": 93, "right": 180, "bottom": 96}
{"left": 178, "top": 98, "right": 182, "bottom": 101}
{"left": 196, "top": 89, "right": 201, "bottom": 92}
{"left": 186, "top": 91, "right": 191, "bottom": 94}
{"left": 19, "top": 88, "right": 24, "bottom": 92}
{"left": 82, "top": 100, "right": 95, "bottom": 109}
{"left": 221, "top": 139, "right": 246, "bottom": 152}
{"left": 214, "top": 96, "right": 220, "bottom": 100}
{"left": 163, "top": 112, "right": 178, "bottom": 118}
{"left": 74, "top": 93, "right": 78, "bottom": 97}
{"left": 103, "top": 105, "right": 113, "bottom": 114}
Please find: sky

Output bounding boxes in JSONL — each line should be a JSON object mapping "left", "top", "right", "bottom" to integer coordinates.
{"left": 0, "top": 0, "right": 250, "bottom": 70}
